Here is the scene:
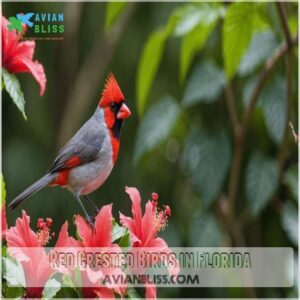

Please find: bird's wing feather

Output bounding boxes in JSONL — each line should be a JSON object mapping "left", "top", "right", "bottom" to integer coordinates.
{"left": 49, "top": 116, "right": 105, "bottom": 173}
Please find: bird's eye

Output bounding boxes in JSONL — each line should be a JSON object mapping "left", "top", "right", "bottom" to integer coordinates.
{"left": 110, "top": 102, "right": 116, "bottom": 109}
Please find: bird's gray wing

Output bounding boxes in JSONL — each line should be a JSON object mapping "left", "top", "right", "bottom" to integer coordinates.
{"left": 49, "top": 117, "right": 105, "bottom": 173}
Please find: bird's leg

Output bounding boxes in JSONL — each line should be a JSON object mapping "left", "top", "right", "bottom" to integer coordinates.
{"left": 83, "top": 195, "right": 99, "bottom": 213}
{"left": 76, "top": 194, "right": 93, "bottom": 227}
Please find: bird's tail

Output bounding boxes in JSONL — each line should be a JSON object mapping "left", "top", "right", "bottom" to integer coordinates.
{"left": 9, "top": 173, "right": 55, "bottom": 211}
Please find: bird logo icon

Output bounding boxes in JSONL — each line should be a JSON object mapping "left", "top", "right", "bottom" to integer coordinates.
{"left": 7, "top": 13, "right": 34, "bottom": 32}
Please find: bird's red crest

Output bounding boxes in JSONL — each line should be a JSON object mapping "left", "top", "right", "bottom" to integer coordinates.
{"left": 99, "top": 73, "right": 124, "bottom": 107}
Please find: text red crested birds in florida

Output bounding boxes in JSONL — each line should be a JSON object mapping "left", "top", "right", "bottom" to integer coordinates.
{"left": 9, "top": 73, "right": 131, "bottom": 221}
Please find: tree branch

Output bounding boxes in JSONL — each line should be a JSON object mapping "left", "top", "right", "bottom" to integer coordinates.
{"left": 276, "top": 2, "right": 293, "bottom": 47}
{"left": 57, "top": 3, "right": 136, "bottom": 147}
{"left": 227, "top": 34, "right": 298, "bottom": 210}
{"left": 224, "top": 84, "right": 240, "bottom": 135}
{"left": 276, "top": 2, "right": 294, "bottom": 182}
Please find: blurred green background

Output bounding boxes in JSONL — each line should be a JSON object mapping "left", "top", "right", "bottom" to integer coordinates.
{"left": 2, "top": 2, "right": 298, "bottom": 298}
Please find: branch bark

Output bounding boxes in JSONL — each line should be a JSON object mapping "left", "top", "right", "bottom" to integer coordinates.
{"left": 57, "top": 3, "right": 136, "bottom": 147}
{"left": 224, "top": 84, "right": 240, "bottom": 135}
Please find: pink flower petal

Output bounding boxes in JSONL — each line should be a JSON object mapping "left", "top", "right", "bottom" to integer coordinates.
{"left": 119, "top": 213, "right": 141, "bottom": 244}
{"left": 141, "top": 201, "right": 156, "bottom": 246}
{"left": 20, "top": 57, "right": 46, "bottom": 96}
{"left": 94, "top": 204, "right": 113, "bottom": 247}
{"left": 1, "top": 15, "right": 47, "bottom": 96}
{"left": 93, "top": 286, "right": 115, "bottom": 299}
{"left": 74, "top": 215, "right": 93, "bottom": 245}
{"left": 6, "top": 210, "right": 52, "bottom": 297}
{"left": 148, "top": 237, "right": 180, "bottom": 276}
{"left": 125, "top": 186, "right": 143, "bottom": 239}
{"left": 145, "top": 281, "right": 157, "bottom": 299}
{"left": 6, "top": 210, "right": 40, "bottom": 247}
{"left": 55, "top": 221, "right": 80, "bottom": 248}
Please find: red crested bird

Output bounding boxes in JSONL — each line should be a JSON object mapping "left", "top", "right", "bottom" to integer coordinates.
{"left": 9, "top": 73, "right": 131, "bottom": 224}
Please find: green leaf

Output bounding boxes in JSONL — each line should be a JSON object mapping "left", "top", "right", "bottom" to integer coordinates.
{"left": 183, "top": 130, "right": 231, "bottom": 205}
{"left": 182, "top": 61, "right": 225, "bottom": 107}
{"left": 288, "top": 14, "right": 298, "bottom": 36}
{"left": 174, "top": 3, "right": 224, "bottom": 37}
{"left": 189, "top": 213, "right": 223, "bottom": 246}
{"left": 281, "top": 201, "right": 298, "bottom": 246}
{"left": 245, "top": 152, "right": 278, "bottom": 216}
{"left": 178, "top": 4, "right": 223, "bottom": 83}
{"left": 62, "top": 274, "right": 75, "bottom": 289}
{"left": 1, "top": 174, "right": 6, "bottom": 207}
{"left": 2, "top": 68, "right": 27, "bottom": 120}
{"left": 126, "top": 287, "right": 141, "bottom": 299}
{"left": 118, "top": 231, "right": 131, "bottom": 248}
{"left": 243, "top": 75, "right": 286, "bottom": 145}
{"left": 238, "top": 30, "right": 278, "bottom": 77}
{"left": 180, "top": 23, "right": 216, "bottom": 84}
{"left": 42, "top": 278, "right": 61, "bottom": 300}
{"left": 134, "top": 96, "right": 180, "bottom": 163}
{"left": 260, "top": 76, "right": 286, "bottom": 145}
{"left": 136, "top": 10, "right": 180, "bottom": 117}
{"left": 2, "top": 257, "right": 26, "bottom": 287}
{"left": 105, "top": 2, "right": 127, "bottom": 31}
{"left": 223, "top": 3, "right": 267, "bottom": 80}
{"left": 112, "top": 220, "right": 127, "bottom": 242}
{"left": 283, "top": 165, "right": 298, "bottom": 201}
{"left": 242, "top": 75, "right": 258, "bottom": 107}
{"left": 136, "top": 30, "right": 166, "bottom": 117}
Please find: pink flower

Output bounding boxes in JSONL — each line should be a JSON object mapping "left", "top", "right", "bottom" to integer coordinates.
{"left": 120, "top": 187, "right": 180, "bottom": 299}
{"left": 1, "top": 204, "right": 7, "bottom": 240}
{"left": 6, "top": 210, "right": 75, "bottom": 298}
{"left": 74, "top": 204, "right": 126, "bottom": 298}
{"left": 2, "top": 16, "right": 46, "bottom": 96}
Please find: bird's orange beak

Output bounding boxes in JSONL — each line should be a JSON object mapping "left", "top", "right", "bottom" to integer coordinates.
{"left": 117, "top": 103, "right": 131, "bottom": 119}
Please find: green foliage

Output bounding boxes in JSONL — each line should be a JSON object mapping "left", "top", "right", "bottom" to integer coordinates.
{"left": 178, "top": 4, "right": 224, "bottom": 83}
{"left": 260, "top": 76, "right": 286, "bottom": 145}
{"left": 1, "top": 174, "right": 6, "bottom": 206}
{"left": 223, "top": 3, "right": 267, "bottom": 80}
{"left": 42, "top": 278, "right": 61, "bottom": 299}
{"left": 134, "top": 96, "right": 180, "bottom": 163}
{"left": 281, "top": 201, "right": 298, "bottom": 246}
{"left": 283, "top": 165, "right": 298, "bottom": 201}
{"left": 136, "top": 13, "right": 180, "bottom": 116}
{"left": 238, "top": 30, "right": 278, "bottom": 77}
{"left": 126, "top": 287, "right": 141, "bottom": 299}
{"left": 2, "top": 68, "right": 27, "bottom": 120}
{"left": 243, "top": 75, "right": 286, "bottom": 145}
{"left": 2, "top": 257, "right": 26, "bottom": 288}
{"left": 105, "top": 2, "right": 127, "bottom": 31}
{"left": 174, "top": 3, "right": 224, "bottom": 37}
{"left": 245, "top": 152, "right": 278, "bottom": 216}
{"left": 182, "top": 61, "right": 225, "bottom": 106}
{"left": 112, "top": 219, "right": 130, "bottom": 247}
{"left": 136, "top": 30, "right": 166, "bottom": 117}
{"left": 242, "top": 75, "right": 258, "bottom": 107}
{"left": 183, "top": 130, "right": 231, "bottom": 205}
{"left": 189, "top": 213, "right": 223, "bottom": 246}
{"left": 288, "top": 14, "right": 298, "bottom": 35}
